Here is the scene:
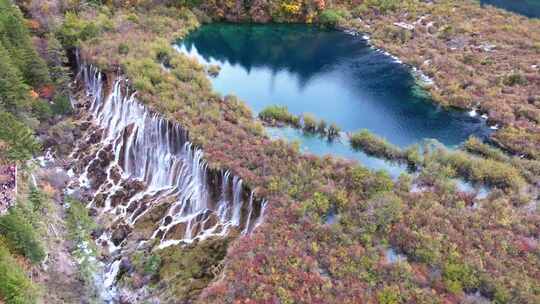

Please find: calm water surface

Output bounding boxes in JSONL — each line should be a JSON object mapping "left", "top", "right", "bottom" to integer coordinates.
{"left": 481, "top": 0, "right": 540, "bottom": 18}
{"left": 266, "top": 126, "right": 407, "bottom": 177}
{"left": 176, "top": 24, "right": 489, "bottom": 170}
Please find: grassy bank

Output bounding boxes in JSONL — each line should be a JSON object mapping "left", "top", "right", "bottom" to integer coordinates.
{"left": 0, "top": 243, "right": 38, "bottom": 304}
{"left": 259, "top": 105, "right": 341, "bottom": 140}
{"left": 349, "top": 129, "right": 409, "bottom": 161}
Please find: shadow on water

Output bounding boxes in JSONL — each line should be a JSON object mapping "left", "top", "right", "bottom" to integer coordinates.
{"left": 180, "top": 23, "right": 361, "bottom": 86}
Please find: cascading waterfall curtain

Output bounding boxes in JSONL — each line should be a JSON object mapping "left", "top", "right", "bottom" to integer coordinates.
{"left": 76, "top": 64, "right": 267, "bottom": 248}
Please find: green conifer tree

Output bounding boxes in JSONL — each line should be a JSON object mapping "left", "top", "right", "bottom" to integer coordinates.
{"left": 0, "top": 43, "right": 30, "bottom": 112}
{"left": 0, "top": 111, "right": 41, "bottom": 161}
{"left": 0, "top": 0, "right": 51, "bottom": 88}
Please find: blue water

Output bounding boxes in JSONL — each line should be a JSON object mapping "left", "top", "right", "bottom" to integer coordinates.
{"left": 176, "top": 24, "right": 489, "bottom": 171}
{"left": 267, "top": 127, "right": 407, "bottom": 177}
{"left": 481, "top": 0, "right": 540, "bottom": 18}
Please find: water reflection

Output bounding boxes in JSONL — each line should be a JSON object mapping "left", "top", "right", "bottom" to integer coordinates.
{"left": 177, "top": 23, "right": 489, "bottom": 148}
{"left": 266, "top": 126, "right": 407, "bottom": 177}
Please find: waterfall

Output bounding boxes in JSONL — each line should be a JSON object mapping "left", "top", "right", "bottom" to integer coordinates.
{"left": 73, "top": 64, "right": 267, "bottom": 249}
{"left": 231, "top": 176, "right": 243, "bottom": 227}
{"left": 103, "top": 259, "right": 121, "bottom": 289}
{"left": 254, "top": 199, "right": 268, "bottom": 230}
{"left": 241, "top": 191, "right": 255, "bottom": 236}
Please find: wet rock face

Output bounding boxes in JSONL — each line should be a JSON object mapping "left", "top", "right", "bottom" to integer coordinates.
{"left": 165, "top": 222, "right": 188, "bottom": 241}
{"left": 110, "top": 166, "right": 122, "bottom": 184}
{"left": 91, "top": 227, "right": 105, "bottom": 239}
{"left": 112, "top": 225, "right": 131, "bottom": 246}
{"left": 124, "top": 179, "right": 146, "bottom": 197}
{"left": 127, "top": 197, "right": 153, "bottom": 220}
{"left": 119, "top": 258, "right": 134, "bottom": 276}
{"left": 97, "top": 145, "right": 114, "bottom": 164}
{"left": 79, "top": 121, "right": 92, "bottom": 131}
{"left": 88, "top": 168, "right": 107, "bottom": 189}
{"left": 86, "top": 146, "right": 114, "bottom": 188}
{"left": 126, "top": 200, "right": 140, "bottom": 215}
{"left": 133, "top": 202, "right": 170, "bottom": 239}
{"left": 87, "top": 129, "right": 103, "bottom": 145}
{"left": 93, "top": 193, "right": 106, "bottom": 208}
{"left": 75, "top": 138, "right": 91, "bottom": 155}
{"left": 163, "top": 216, "right": 172, "bottom": 226}
{"left": 88, "top": 208, "right": 99, "bottom": 217}
{"left": 204, "top": 213, "right": 220, "bottom": 230}
{"left": 110, "top": 190, "right": 129, "bottom": 208}
{"left": 119, "top": 294, "right": 135, "bottom": 304}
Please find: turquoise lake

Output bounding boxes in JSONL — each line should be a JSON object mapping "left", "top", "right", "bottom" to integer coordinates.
{"left": 176, "top": 24, "right": 490, "bottom": 172}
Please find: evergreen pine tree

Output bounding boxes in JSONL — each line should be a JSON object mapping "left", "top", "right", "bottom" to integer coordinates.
{"left": 0, "top": 0, "right": 51, "bottom": 88}
{"left": 0, "top": 111, "right": 41, "bottom": 161}
{"left": 46, "top": 34, "right": 71, "bottom": 95}
{"left": 27, "top": 186, "right": 44, "bottom": 212}
{"left": 0, "top": 43, "right": 30, "bottom": 112}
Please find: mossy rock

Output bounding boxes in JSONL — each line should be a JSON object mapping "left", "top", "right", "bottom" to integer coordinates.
{"left": 132, "top": 202, "right": 170, "bottom": 239}
{"left": 156, "top": 237, "right": 230, "bottom": 302}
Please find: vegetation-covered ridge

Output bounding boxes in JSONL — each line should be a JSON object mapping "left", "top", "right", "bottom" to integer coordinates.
{"left": 5, "top": 0, "right": 539, "bottom": 303}
{"left": 0, "top": 0, "right": 73, "bottom": 164}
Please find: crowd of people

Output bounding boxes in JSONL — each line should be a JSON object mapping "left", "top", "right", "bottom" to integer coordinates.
{"left": 0, "top": 165, "right": 16, "bottom": 215}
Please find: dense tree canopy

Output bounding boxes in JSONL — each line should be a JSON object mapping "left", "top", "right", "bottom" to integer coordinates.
{"left": 0, "top": 0, "right": 50, "bottom": 89}
{"left": 0, "top": 0, "right": 67, "bottom": 163}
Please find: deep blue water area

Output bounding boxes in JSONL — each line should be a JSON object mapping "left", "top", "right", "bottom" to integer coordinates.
{"left": 176, "top": 24, "right": 490, "bottom": 172}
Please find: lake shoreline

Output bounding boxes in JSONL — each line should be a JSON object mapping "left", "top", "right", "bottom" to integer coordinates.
{"left": 178, "top": 23, "right": 492, "bottom": 149}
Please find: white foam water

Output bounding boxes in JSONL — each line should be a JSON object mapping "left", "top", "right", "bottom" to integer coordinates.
{"left": 74, "top": 64, "right": 266, "bottom": 249}
{"left": 68, "top": 64, "right": 270, "bottom": 295}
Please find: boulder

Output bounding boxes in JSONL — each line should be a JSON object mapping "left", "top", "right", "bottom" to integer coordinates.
{"left": 111, "top": 225, "right": 131, "bottom": 246}
{"left": 120, "top": 258, "right": 134, "bottom": 275}
{"left": 90, "top": 227, "right": 104, "bottom": 239}
{"left": 88, "top": 208, "right": 99, "bottom": 217}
